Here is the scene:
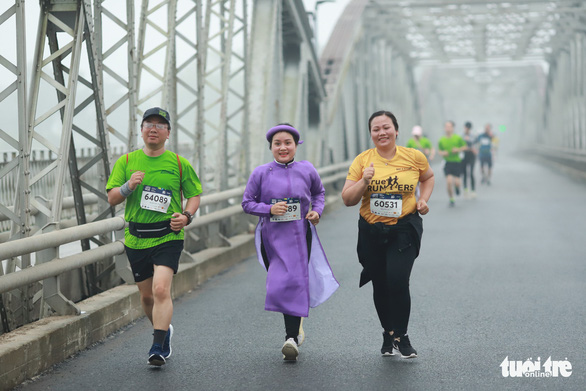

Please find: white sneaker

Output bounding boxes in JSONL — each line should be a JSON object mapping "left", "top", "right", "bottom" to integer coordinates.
{"left": 281, "top": 338, "right": 299, "bottom": 361}
{"left": 297, "top": 318, "right": 305, "bottom": 346}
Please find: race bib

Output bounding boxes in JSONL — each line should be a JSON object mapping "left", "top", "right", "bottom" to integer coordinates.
{"left": 370, "top": 193, "right": 402, "bottom": 217}
{"left": 140, "top": 186, "right": 172, "bottom": 213}
{"left": 270, "top": 197, "right": 301, "bottom": 222}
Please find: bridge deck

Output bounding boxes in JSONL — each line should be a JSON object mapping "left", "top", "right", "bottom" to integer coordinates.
{"left": 15, "top": 153, "right": 586, "bottom": 390}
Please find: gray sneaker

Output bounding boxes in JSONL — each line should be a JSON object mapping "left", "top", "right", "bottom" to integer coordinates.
{"left": 281, "top": 338, "right": 299, "bottom": 361}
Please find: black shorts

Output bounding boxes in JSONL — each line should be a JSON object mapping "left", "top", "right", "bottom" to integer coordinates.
{"left": 125, "top": 240, "right": 183, "bottom": 282}
{"left": 479, "top": 154, "right": 492, "bottom": 168}
{"left": 443, "top": 161, "right": 462, "bottom": 177}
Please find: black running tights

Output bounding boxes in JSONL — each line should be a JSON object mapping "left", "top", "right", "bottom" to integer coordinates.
{"left": 369, "top": 231, "right": 417, "bottom": 336}
{"left": 462, "top": 154, "right": 476, "bottom": 191}
{"left": 283, "top": 314, "right": 301, "bottom": 342}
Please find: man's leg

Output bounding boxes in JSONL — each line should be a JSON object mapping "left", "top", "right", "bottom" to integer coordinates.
{"left": 144, "top": 265, "right": 174, "bottom": 366}
{"left": 136, "top": 278, "right": 154, "bottom": 324}
{"left": 446, "top": 174, "right": 454, "bottom": 198}
{"left": 151, "top": 264, "right": 174, "bottom": 331}
{"left": 454, "top": 175, "right": 462, "bottom": 192}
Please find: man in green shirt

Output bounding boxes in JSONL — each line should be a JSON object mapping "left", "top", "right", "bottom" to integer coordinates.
{"left": 438, "top": 120, "right": 466, "bottom": 207}
{"left": 106, "top": 107, "right": 202, "bottom": 366}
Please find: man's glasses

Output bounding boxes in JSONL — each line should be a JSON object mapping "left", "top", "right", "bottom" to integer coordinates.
{"left": 143, "top": 122, "right": 168, "bottom": 130}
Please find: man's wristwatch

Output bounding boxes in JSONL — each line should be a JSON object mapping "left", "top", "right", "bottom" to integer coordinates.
{"left": 182, "top": 210, "right": 193, "bottom": 226}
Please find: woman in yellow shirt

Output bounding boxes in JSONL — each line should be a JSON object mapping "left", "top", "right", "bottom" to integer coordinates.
{"left": 341, "top": 110, "right": 434, "bottom": 359}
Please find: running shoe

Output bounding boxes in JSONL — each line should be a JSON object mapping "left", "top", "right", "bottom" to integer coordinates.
{"left": 162, "top": 324, "right": 174, "bottom": 359}
{"left": 148, "top": 343, "right": 166, "bottom": 366}
{"left": 449, "top": 199, "right": 455, "bottom": 207}
{"left": 381, "top": 331, "right": 395, "bottom": 356}
{"left": 297, "top": 318, "right": 305, "bottom": 346}
{"left": 393, "top": 334, "right": 417, "bottom": 359}
{"left": 282, "top": 338, "right": 299, "bottom": 361}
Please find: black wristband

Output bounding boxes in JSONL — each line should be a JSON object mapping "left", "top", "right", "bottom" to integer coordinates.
{"left": 182, "top": 211, "right": 193, "bottom": 226}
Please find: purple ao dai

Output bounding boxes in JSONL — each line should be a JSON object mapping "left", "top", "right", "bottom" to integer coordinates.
{"left": 242, "top": 160, "right": 339, "bottom": 317}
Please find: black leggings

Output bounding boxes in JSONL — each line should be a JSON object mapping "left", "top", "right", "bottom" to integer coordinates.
{"left": 462, "top": 152, "right": 476, "bottom": 191}
{"left": 283, "top": 314, "right": 301, "bottom": 342}
{"left": 359, "top": 225, "right": 418, "bottom": 336}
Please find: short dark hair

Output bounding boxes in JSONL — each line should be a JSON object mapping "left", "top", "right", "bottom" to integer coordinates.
{"left": 465, "top": 121, "right": 472, "bottom": 129}
{"left": 368, "top": 110, "right": 399, "bottom": 132}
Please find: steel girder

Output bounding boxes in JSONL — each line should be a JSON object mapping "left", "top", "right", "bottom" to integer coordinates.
{"left": 94, "top": 0, "right": 138, "bottom": 152}
{"left": 319, "top": 0, "right": 420, "bottom": 162}
{"left": 364, "top": 0, "right": 585, "bottom": 65}
{"left": 248, "top": 0, "right": 326, "bottom": 169}
{"left": 135, "top": 0, "right": 248, "bottom": 193}
{"left": 2, "top": 0, "right": 114, "bottom": 319}
{"left": 0, "top": 0, "right": 32, "bottom": 332}
{"left": 544, "top": 31, "right": 586, "bottom": 151}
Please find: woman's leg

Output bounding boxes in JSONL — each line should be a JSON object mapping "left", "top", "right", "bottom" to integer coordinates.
{"left": 283, "top": 314, "right": 301, "bottom": 343}
{"left": 385, "top": 232, "right": 417, "bottom": 336}
{"left": 462, "top": 159, "right": 469, "bottom": 190}
{"left": 469, "top": 157, "right": 476, "bottom": 192}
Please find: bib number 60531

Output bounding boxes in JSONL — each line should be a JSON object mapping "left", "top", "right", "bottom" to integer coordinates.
{"left": 370, "top": 193, "right": 402, "bottom": 217}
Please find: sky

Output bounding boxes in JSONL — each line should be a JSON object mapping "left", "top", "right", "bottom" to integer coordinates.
{"left": 302, "top": 0, "right": 352, "bottom": 52}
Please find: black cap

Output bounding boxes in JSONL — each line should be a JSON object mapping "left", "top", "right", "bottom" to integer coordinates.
{"left": 142, "top": 107, "right": 171, "bottom": 125}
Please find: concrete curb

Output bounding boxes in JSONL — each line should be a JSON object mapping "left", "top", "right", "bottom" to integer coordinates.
{"left": 0, "top": 196, "right": 342, "bottom": 390}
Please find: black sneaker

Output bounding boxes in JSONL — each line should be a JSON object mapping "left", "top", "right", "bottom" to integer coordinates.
{"left": 381, "top": 332, "right": 395, "bottom": 356}
{"left": 148, "top": 343, "right": 166, "bottom": 366}
{"left": 393, "top": 334, "right": 417, "bottom": 359}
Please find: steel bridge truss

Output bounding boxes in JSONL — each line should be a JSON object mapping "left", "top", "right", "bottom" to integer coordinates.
{"left": 0, "top": 0, "right": 252, "bottom": 331}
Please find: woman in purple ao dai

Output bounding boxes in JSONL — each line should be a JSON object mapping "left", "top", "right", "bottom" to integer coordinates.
{"left": 241, "top": 124, "right": 339, "bottom": 361}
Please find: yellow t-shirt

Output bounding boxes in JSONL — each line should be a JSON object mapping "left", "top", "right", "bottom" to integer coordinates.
{"left": 347, "top": 146, "right": 429, "bottom": 225}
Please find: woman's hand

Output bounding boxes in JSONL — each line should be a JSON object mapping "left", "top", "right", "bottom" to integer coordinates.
{"left": 270, "top": 201, "right": 287, "bottom": 216}
{"left": 416, "top": 199, "right": 430, "bottom": 215}
{"left": 306, "top": 211, "right": 320, "bottom": 225}
{"left": 362, "top": 163, "right": 375, "bottom": 184}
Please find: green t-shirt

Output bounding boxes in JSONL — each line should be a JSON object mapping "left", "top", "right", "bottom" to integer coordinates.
{"left": 406, "top": 137, "right": 432, "bottom": 154}
{"left": 438, "top": 134, "right": 466, "bottom": 162}
{"left": 106, "top": 149, "right": 203, "bottom": 249}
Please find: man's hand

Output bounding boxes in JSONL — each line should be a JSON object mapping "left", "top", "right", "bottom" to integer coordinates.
{"left": 129, "top": 171, "right": 145, "bottom": 190}
{"left": 170, "top": 212, "right": 188, "bottom": 231}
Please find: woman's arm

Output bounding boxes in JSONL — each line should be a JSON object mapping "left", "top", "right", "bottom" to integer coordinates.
{"left": 241, "top": 171, "right": 272, "bottom": 217}
{"left": 341, "top": 162, "right": 374, "bottom": 206}
{"left": 309, "top": 167, "right": 326, "bottom": 215}
{"left": 418, "top": 167, "right": 434, "bottom": 203}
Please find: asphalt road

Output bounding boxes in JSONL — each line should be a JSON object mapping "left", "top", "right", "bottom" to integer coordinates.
{"left": 16, "top": 152, "right": 586, "bottom": 391}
